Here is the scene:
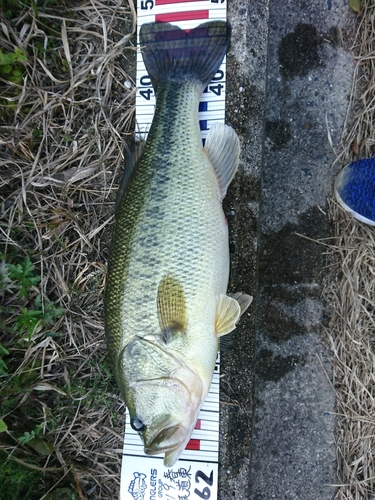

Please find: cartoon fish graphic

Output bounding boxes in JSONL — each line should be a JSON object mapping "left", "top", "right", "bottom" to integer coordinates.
{"left": 104, "top": 20, "right": 252, "bottom": 466}
{"left": 128, "top": 472, "right": 147, "bottom": 500}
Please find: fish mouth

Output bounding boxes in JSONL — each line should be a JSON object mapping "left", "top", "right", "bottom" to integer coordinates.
{"left": 128, "top": 378, "right": 196, "bottom": 460}
{"left": 143, "top": 423, "right": 185, "bottom": 455}
{"left": 144, "top": 423, "right": 189, "bottom": 466}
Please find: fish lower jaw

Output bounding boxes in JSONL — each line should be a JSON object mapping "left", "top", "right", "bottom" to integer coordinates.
{"left": 144, "top": 442, "right": 182, "bottom": 463}
{"left": 145, "top": 442, "right": 188, "bottom": 467}
{"left": 143, "top": 429, "right": 187, "bottom": 456}
{"left": 143, "top": 425, "right": 195, "bottom": 466}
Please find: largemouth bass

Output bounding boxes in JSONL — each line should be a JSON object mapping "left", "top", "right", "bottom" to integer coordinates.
{"left": 104, "top": 20, "right": 252, "bottom": 467}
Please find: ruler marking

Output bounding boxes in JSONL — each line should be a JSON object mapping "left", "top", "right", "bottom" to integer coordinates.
{"left": 157, "top": 0, "right": 206, "bottom": 4}
{"left": 155, "top": 9, "right": 209, "bottom": 22}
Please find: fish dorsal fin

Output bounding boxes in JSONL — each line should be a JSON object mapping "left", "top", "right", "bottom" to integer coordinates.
{"left": 203, "top": 123, "right": 240, "bottom": 199}
{"left": 215, "top": 293, "right": 252, "bottom": 337}
{"left": 115, "top": 139, "right": 145, "bottom": 216}
{"left": 157, "top": 275, "right": 187, "bottom": 342}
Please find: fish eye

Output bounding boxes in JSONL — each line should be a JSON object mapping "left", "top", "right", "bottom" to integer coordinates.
{"left": 130, "top": 416, "right": 146, "bottom": 432}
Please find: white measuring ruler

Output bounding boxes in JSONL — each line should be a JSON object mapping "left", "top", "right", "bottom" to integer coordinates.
{"left": 120, "top": 0, "right": 227, "bottom": 497}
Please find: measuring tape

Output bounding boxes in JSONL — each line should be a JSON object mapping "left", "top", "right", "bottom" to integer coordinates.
{"left": 120, "top": 1, "right": 227, "bottom": 498}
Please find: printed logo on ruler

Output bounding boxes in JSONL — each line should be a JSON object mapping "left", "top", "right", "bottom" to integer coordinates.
{"left": 120, "top": 356, "right": 221, "bottom": 500}
{"left": 135, "top": 0, "right": 227, "bottom": 141}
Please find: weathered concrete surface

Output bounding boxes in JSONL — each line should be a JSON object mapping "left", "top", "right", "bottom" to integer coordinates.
{"left": 220, "top": 0, "right": 355, "bottom": 499}
{"left": 252, "top": 1, "right": 353, "bottom": 499}
{"left": 218, "top": 1, "right": 269, "bottom": 498}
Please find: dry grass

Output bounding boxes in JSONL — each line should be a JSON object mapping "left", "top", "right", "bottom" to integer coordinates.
{"left": 0, "top": 1, "right": 136, "bottom": 498}
{"left": 2, "top": 0, "right": 375, "bottom": 499}
{"left": 326, "top": 2, "right": 375, "bottom": 498}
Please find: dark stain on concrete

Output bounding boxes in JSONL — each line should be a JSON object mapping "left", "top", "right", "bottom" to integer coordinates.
{"left": 259, "top": 206, "right": 328, "bottom": 291}
{"left": 258, "top": 206, "right": 329, "bottom": 342}
{"left": 225, "top": 61, "right": 266, "bottom": 136}
{"left": 278, "top": 23, "right": 324, "bottom": 79}
{"left": 258, "top": 301, "right": 304, "bottom": 342}
{"left": 265, "top": 119, "right": 292, "bottom": 150}
{"left": 219, "top": 170, "right": 259, "bottom": 495}
{"left": 256, "top": 349, "right": 305, "bottom": 382}
{"left": 327, "top": 26, "right": 341, "bottom": 47}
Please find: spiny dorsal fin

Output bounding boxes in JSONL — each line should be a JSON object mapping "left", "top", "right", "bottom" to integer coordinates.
{"left": 115, "top": 139, "right": 145, "bottom": 216}
{"left": 215, "top": 293, "right": 252, "bottom": 337}
{"left": 203, "top": 123, "right": 240, "bottom": 199}
{"left": 157, "top": 275, "right": 187, "bottom": 342}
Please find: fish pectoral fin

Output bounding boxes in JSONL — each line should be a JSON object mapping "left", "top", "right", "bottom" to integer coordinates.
{"left": 157, "top": 275, "right": 187, "bottom": 342}
{"left": 203, "top": 123, "right": 240, "bottom": 199}
{"left": 215, "top": 293, "right": 253, "bottom": 337}
{"left": 215, "top": 294, "right": 240, "bottom": 337}
{"left": 228, "top": 292, "right": 253, "bottom": 315}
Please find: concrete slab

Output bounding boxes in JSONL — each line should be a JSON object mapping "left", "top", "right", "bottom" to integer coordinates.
{"left": 220, "top": 0, "right": 355, "bottom": 498}
{"left": 252, "top": 1, "right": 353, "bottom": 498}
{"left": 218, "top": 0, "right": 269, "bottom": 498}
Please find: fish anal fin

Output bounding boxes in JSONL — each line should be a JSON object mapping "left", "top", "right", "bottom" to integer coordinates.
{"left": 203, "top": 123, "right": 240, "bottom": 199}
{"left": 157, "top": 275, "right": 187, "bottom": 342}
{"left": 215, "top": 293, "right": 252, "bottom": 337}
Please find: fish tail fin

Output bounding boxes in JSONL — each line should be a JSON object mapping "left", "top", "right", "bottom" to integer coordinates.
{"left": 139, "top": 21, "right": 230, "bottom": 90}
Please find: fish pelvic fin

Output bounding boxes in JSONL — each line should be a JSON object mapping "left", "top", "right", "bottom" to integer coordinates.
{"left": 204, "top": 123, "right": 240, "bottom": 199}
{"left": 157, "top": 275, "right": 188, "bottom": 342}
{"left": 139, "top": 21, "right": 230, "bottom": 91}
{"left": 215, "top": 293, "right": 253, "bottom": 337}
